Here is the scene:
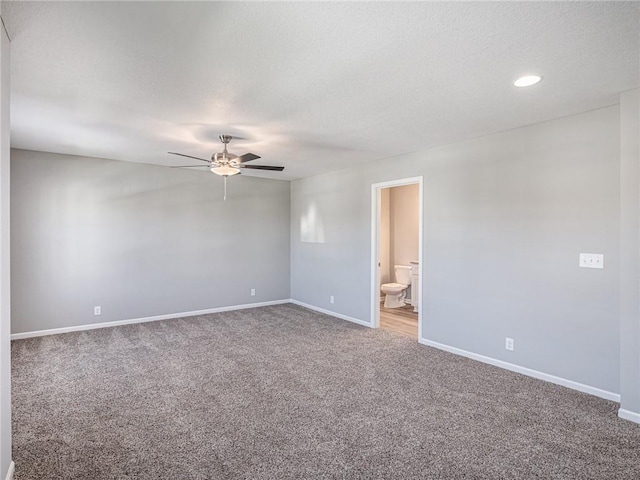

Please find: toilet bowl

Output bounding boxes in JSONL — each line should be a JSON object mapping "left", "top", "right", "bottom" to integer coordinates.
{"left": 381, "top": 265, "right": 412, "bottom": 308}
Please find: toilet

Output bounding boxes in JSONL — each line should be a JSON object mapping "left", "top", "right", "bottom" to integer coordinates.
{"left": 381, "top": 265, "right": 412, "bottom": 308}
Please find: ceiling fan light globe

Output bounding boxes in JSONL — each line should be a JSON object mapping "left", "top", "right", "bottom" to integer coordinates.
{"left": 211, "top": 165, "right": 240, "bottom": 176}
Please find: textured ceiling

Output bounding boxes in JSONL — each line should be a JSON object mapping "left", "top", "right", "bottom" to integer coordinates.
{"left": 3, "top": 1, "right": 639, "bottom": 180}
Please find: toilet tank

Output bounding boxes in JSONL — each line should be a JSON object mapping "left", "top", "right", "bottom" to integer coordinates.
{"left": 394, "top": 265, "right": 412, "bottom": 285}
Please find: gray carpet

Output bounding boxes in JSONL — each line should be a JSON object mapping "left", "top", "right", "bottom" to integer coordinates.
{"left": 11, "top": 304, "right": 640, "bottom": 479}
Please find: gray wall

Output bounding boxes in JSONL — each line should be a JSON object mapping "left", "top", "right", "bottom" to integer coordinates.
{"left": 291, "top": 106, "right": 620, "bottom": 393}
{"left": 0, "top": 7, "right": 10, "bottom": 476}
{"left": 11, "top": 149, "right": 291, "bottom": 334}
{"left": 620, "top": 88, "right": 640, "bottom": 414}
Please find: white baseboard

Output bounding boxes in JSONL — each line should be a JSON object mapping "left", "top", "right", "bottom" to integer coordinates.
{"left": 12, "top": 300, "right": 623, "bottom": 408}
{"left": 618, "top": 408, "right": 640, "bottom": 424}
{"left": 5, "top": 461, "right": 14, "bottom": 480}
{"left": 289, "top": 299, "right": 372, "bottom": 328}
{"left": 11, "top": 299, "right": 291, "bottom": 340}
{"left": 419, "top": 337, "right": 620, "bottom": 403}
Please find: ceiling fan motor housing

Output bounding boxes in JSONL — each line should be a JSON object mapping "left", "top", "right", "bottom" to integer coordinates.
{"left": 213, "top": 151, "right": 238, "bottom": 164}
{"left": 213, "top": 135, "right": 238, "bottom": 165}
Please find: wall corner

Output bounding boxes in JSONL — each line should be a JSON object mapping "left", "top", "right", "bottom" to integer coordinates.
{"left": 619, "top": 88, "right": 640, "bottom": 415}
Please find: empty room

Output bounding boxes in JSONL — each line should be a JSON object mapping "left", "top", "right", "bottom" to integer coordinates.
{"left": 0, "top": 1, "right": 639, "bottom": 479}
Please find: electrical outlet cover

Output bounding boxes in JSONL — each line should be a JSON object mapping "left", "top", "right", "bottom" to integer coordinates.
{"left": 505, "top": 337, "right": 514, "bottom": 351}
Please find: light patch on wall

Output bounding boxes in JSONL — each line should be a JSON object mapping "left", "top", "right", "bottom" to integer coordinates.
{"left": 300, "top": 202, "right": 325, "bottom": 243}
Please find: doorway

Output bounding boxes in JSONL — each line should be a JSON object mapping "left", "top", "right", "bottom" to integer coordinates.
{"left": 371, "top": 177, "right": 423, "bottom": 339}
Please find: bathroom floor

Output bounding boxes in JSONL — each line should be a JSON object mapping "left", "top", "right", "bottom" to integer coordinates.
{"left": 379, "top": 301, "right": 418, "bottom": 338}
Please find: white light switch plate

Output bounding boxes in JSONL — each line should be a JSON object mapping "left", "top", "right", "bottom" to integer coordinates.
{"left": 579, "top": 253, "right": 604, "bottom": 269}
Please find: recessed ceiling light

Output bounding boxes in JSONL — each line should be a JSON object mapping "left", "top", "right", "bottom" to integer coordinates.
{"left": 514, "top": 75, "right": 542, "bottom": 87}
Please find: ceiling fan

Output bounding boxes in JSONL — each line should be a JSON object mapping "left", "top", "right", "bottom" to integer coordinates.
{"left": 168, "top": 135, "right": 284, "bottom": 200}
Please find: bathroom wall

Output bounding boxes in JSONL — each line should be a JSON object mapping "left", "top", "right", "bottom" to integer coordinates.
{"left": 291, "top": 105, "right": 620, "bottom": 394}
{"left": 390, "top": 184, "right": 419, "bottom": 268}
{"left": 11, "top": 149, "right": 291, "bottom": 334}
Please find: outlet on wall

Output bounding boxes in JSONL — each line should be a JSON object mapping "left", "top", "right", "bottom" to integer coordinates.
{"left": 505, "top": 337, "right": 514, "bottom": 351}
{"left": 251, "top": 288, "right": 256, "bottom": 296}
{"left": 94, "top": 306, "right": 101, "bottom": 316}
{"left": 330, "top": 295, "right": 334, "bottom": 304}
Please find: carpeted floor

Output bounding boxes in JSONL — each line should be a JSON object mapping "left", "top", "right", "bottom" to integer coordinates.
{"left": 11, "top": 304, "right": 640, "bottom": 479}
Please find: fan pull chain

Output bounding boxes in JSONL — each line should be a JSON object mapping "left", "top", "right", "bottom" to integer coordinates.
{"left": 223, "top": 175, "right": 227, "bottom": 201}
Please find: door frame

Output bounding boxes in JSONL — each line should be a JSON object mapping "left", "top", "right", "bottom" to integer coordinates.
{"left": 370, "top": 176, "right": 424, "bottom": 340}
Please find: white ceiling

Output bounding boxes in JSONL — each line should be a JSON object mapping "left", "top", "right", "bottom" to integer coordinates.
{"left": 3, "top": 1, "right": 639, "bottom": 180}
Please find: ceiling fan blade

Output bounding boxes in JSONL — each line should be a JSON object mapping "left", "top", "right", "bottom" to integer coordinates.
{"left": 169, "top": 165, "right": 210, "bottom": 168}
{"left": 240, "top": 165, "right": 284, "bottom": 171}
{"left": 237, "top": 153, "right": 261, "bottom": 163}
{"left": 168, "top": 152, "right": 211, "bottom": 163}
